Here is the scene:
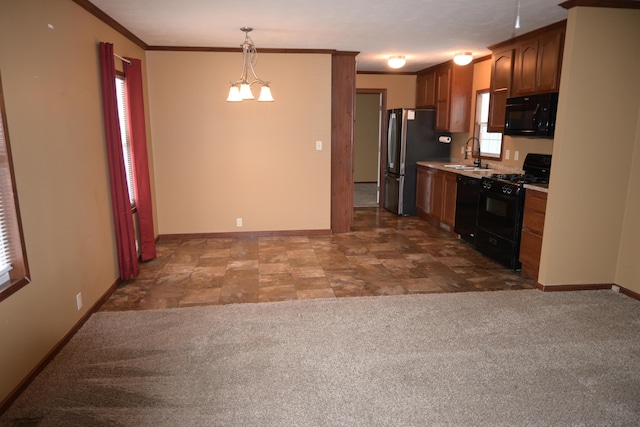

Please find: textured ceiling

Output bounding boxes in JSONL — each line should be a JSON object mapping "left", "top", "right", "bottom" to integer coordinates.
{"left": 89, "top": 0, "right": 568, "bottom": 72}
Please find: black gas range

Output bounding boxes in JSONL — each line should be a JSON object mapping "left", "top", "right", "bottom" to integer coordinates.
{"left": 475, "top": 153, "right": 551, "bottom": 270}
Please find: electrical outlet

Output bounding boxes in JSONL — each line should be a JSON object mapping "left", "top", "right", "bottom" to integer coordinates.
{"left": 76, "top": 292, "right": 83, "bottom": 311}
{"left": 460, "top": 146, "right": 465, "bottom": 155}
{"left": 315, "top": 140, "right": 322, "bottom": 151}
{"left": 236, "top": 218, "right": 243, "bottom": 227}
{"left": 505, "top": 150, "right": 510, "bottom": 160}
{"left": 612, "top": 285, "right": 620, "bottom": 293}
{"left": 514, "top": 151, "right": 520, "bottom": 161}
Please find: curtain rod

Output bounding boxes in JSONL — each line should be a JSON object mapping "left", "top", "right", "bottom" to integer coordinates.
{"left": 114, "top": 53, "right": 132, "bottom": 65}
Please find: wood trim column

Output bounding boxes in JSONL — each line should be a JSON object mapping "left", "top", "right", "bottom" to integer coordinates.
{"left": 331, "top": 51, "right": 358, "bottom": 233}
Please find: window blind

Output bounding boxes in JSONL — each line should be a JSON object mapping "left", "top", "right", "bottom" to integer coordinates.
{"left": 0, "top": 114, "right": 13, "bottom": 285}
{"left": 115, "top": 76, "right": 136, "bottom": 207}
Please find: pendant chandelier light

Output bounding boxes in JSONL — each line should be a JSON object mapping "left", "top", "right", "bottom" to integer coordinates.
{"left": 515, "top": 0, "right": 522, "bottom": 29}
{"left": 226, "top": 27, "right": 274, "bottom": 102}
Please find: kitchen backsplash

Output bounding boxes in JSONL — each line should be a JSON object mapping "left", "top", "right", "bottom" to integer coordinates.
{"left": 449, "top": 132, "right": 554, "bottom": 172}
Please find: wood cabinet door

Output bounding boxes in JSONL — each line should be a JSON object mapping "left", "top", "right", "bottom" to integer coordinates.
{"left": 429, "top": 170, "right": 444, "bottom": 220}
{"left": 424, "top": 72, "right": 437, "bottom": 108}
{"left": 487, "top": 47, "right": 514, "bottom": 133}
{"left": 442, "top": 172, "right": 458, "bottom": 227}
{"left": 535, "top": 29, "right": 564, "bottom": 93}
{"left": 520, "top": 190, "right": 548, "bottom": 280}
{"left": 416, "top": 166, "right": 430, "bottom": 217}
{"left": 416, "top": 71, "right": 437, "bottom": 108}
{"left": 435, "top": 66, "right": 451, "bottom": 131}
{"left": 416, "top": 73, "right": 427, "bottom": 108}
{"left": 513, "top": 39, "right": 539, "bottom": 95}
{"left": 519, "top": 229, "right": 543, "bottom": 276}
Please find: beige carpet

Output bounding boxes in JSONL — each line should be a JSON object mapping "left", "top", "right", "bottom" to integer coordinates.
{"left": 2, "top": 290, "right": 640, "bottom": 426}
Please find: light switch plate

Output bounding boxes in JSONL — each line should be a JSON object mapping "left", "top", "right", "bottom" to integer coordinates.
{"left": 316, "top": 140, "right": 322, "bottom": 151}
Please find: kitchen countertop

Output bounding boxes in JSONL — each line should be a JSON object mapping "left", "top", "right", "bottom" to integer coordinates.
{"left": 524, "top": 183, "right": 549, "bottom": 193}
{"left": 416, "top": 161, "right": 497, "bottom": 178}
{"left": 416, "top": 161, "right": 549, "bottom": 193}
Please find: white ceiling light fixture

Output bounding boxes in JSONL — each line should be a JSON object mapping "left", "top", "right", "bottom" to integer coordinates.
{"left": 226, "top": 27, "right": 274, "bottom": 102}
{"left": 388, "top": 56, "right": 406, "bottom": 69}
{"left": 453, "top": 52, "right": 473, "bottom": 66}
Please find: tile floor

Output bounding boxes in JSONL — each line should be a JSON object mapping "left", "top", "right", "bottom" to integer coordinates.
{"left": 100, "top": 208, "right": 536, "bottom": 311}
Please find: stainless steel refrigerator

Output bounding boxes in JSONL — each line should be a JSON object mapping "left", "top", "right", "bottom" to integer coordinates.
{"left": 384, "top": 108, "right": 450, "bottom": 216}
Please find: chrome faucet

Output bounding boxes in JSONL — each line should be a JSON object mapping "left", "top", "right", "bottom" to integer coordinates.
{"left": 464, "top": 136, "right": 482, "bottom": 169}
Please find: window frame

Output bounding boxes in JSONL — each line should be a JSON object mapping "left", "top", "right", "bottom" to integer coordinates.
{"left": 0, "top": 72, "right": 31, "bottom": 302}
{"left": 474, "top": 89, "right": 503, "bottom": 160}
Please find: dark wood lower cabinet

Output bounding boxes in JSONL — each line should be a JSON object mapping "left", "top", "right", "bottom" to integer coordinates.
{"left": 519, "top": 189, "right": 548, "bottom": 280}
{"left": 416, "top": 165, "right": 457, "bottom": 231}
{"left": 416, "top": 166, "right": 431, "bottom": 217}
{"left": 442, "top": 172, "right": 457, "bottom": 228}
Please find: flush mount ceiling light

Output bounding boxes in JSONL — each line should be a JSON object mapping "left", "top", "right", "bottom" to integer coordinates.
{"left": 388, "top": 56, "right": 406, "bottom": 69}
{"left": 226, "top": 27, "right": 274, "bottom": 102}
{"left": 453, "top": 52, "right": 473, "bottom": 66}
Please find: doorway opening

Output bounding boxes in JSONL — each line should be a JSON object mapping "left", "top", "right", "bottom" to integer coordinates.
{"left": 354, "top": 89, "right": 387, "bottom": 208}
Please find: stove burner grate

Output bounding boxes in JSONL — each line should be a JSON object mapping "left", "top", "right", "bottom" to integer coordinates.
{"left": 490, "top": 173, "right": 549, "bottom": 185}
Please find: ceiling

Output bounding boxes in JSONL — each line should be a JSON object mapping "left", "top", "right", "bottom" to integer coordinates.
{"left": 89, "top": 0, "right": 568, "bottom": 72}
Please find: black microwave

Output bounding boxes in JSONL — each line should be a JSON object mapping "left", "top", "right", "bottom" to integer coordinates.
{"left": 504, "top": 92, "right": 559, "bottom": 138}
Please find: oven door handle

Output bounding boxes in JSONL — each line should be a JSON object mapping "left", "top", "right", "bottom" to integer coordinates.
{"left": 479, "top": 188, "right": 519, "bottom": 202}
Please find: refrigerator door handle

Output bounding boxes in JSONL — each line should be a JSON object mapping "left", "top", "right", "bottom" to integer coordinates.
{"left": 388, "top": 113, "right": 396, "bottom": 169}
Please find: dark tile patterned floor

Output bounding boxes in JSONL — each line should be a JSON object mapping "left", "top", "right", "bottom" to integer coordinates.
{"left": 100, "top": 208, "right": 536, "bottom": 311}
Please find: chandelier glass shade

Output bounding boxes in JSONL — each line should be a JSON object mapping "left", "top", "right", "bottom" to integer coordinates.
{"left": 226, "top": 27, "right": 274, "bottom": 102}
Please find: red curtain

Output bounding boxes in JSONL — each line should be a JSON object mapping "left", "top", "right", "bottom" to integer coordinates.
{"left": 99, "top": 42, "right": 139, "bottom": 280}
{"left": 124, "top": 58, "right": 157, "bottom": 262}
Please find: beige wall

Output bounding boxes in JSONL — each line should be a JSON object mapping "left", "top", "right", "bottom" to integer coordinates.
{"left": 146, "top": 51, "right": 332, "bottom": 234}
{"left": 354, "top": 93, "right": 380, "bottom": 182}
{"left": 539, "top": 7, "right": 640, "bottom": 293}
{"left": 0, "top": 0, "right": 152, "bottom": 401}
{"left": 356, "top": 74, "right": 416, "bottom": 109}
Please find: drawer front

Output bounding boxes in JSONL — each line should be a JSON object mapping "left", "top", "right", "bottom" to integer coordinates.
{"left": 523, "top": 209, "right": 545, "bottom": 234}
{"left": 524, "top": 190, "right": 547, "bottom": 213}
{"left": 519, "top": 228, "right": 543, "bottom": 266}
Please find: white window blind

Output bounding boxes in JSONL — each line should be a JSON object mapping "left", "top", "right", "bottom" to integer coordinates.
{"left": 477, "top": 91, "right": 502, "bottom": 158}
{"left": 0, "top": 114, "right": 13, "bottom": 285}
{"left": 115, "top": 76, "right": 136, "bottom": 207}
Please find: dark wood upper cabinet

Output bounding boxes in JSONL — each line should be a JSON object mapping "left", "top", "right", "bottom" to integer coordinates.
{"left": 438, "top": 63, "right": 473, "bottom": 133}
{"left": 416, "top": 70, "right": 436, "bottom": 108}
{"left": 435, "top": 65, "right": 452, "bottom": 131}
{"left": 512, "top": 39, "right": 539, "bottom": 95}
{"left": 487, "top": 47, "right": 514, "bottom": 133}
{"left": 415, "top": 61, "right": 473, "bottom": 133}
{"left": 512, "top": 24, "right": 564, "bottom": 96}
{"left": 534, "top": 29, "right": 564, "bottom": 93}
{"left": 487, "top": 20, "right": 565, "bottom": 132}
